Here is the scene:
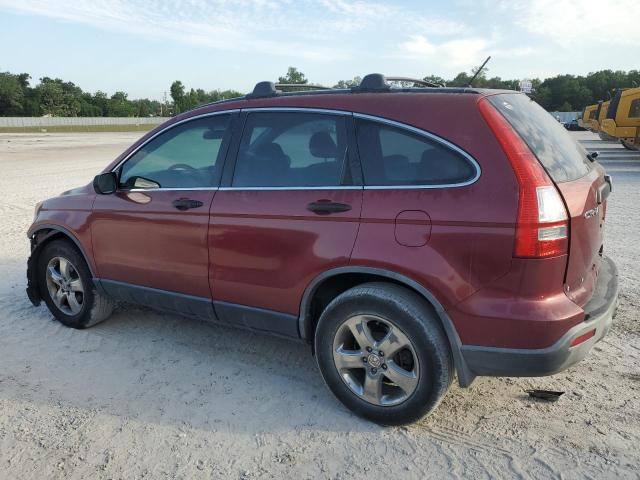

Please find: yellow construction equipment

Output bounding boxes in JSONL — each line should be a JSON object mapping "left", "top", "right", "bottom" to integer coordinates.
{"left": 579, "top": 104, "right": 598, "bottom": 130}
{"left": 600, "top": 87, "right": 640, "bottom": 150}
{"left": 590, "top": 100, "right": 610, "bottom": 132}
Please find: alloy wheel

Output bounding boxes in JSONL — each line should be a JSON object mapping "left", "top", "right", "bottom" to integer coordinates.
{"left": 332, "top": 314, "right": 420, "bottom": 406}
{"left": 45, "top": 256, "right": 84, "bottom": 316}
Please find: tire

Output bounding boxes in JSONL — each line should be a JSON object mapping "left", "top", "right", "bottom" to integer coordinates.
{"left": 621, "top": 139, "right": 637, "bottom": 151}
{"left": 314, "top": 282, "right": 453, "bottom": 425}
{"left": 37, "top": 239, "right": 114, "bottom": 328}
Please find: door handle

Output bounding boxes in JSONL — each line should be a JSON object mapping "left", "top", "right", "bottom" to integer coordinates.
{"left": 172, "top": 198, "right": 204, "bottom": 210}
{"left": 307, "top": 200, "right": 352, "bottom": 215}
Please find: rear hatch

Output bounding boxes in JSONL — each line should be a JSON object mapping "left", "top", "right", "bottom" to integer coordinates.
{"left": 487, "top": 93, "right": 609, "bottom": 307}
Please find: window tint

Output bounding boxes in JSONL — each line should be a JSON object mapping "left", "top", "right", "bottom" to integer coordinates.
{"left": 232, "top": 112, "right": 349, "bottom": 188}
{"left": 488, "top": 94, "right": 591, "bottom": 183}
{"left": 355, "top": 119, "right": 476, "bottom": 186}
{"left": 119, "top": 114, "right": 230, "bottom": 189}
{"left": 630, "top": 98, "right": 640, "bottom": 119}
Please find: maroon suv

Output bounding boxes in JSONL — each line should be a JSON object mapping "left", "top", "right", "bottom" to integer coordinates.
{"left": 27, "top": 75, "right": 618, "bottom": 425}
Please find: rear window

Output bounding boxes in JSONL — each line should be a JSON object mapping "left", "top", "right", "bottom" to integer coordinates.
{"left": 488, "top": 94, "right": 591, "bottom": 183}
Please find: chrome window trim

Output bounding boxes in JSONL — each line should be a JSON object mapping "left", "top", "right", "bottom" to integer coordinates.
{"left": 110, "top": 109, "right": 239, "bottom": 174}
{"left": 110, "top": 108, "right": 481, "bottom": 192}
{"left": 218, "top": 186, "right": 362, "bottom": 191}
{"left": 353, "top": 112, "right": 481, "bottom": 189}
{"left": 126, "top": 187, "right": 218, "bottom": 192}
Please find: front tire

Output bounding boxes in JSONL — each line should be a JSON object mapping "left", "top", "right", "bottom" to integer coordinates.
{"left": 37, "top": 239, "right": 114, "bottom": 328}
{"left": 314, "top": 283, "right": 453, "bottom": 425}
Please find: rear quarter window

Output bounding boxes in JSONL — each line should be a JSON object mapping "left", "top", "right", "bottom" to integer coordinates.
{"left": 355, "top": 119, "right": 478, "bottom": 187}
{"left": 488, "top": 93, "right": 591, "bottom": 183}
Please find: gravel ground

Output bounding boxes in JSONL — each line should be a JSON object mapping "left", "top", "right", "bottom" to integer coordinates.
{"left": 0, "top": 131, "right": 639, "bottom": 479}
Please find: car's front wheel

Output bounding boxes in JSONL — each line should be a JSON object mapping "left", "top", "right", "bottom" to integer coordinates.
{"left": 314, "top": 282, "right": 453, "bottom": 425}
{"left": 37, "top": 239, "right": 114, "bottom": 328}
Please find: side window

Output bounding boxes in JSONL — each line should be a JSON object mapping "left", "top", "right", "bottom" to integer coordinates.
{"left": 630, "top": 99, "right": 640, "bottom": 119}
{"left": 119, "top": 114, "right": 231, "bottom": 189}
{"left": 232, "top": 112, "right": 349, "bottom": 188}
{"left": 355, "top": 119, "right": 477, "bottom": 186}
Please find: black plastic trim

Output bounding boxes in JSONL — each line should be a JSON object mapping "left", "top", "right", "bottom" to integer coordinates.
{"left": 94, "top": 279, "right": 300, "bottom": 340}
{"left": 98, "top": 279, "right": 217, "bottom": 320}
{"left": 298, "top": 266, "right": 476, "bottom": 387}
{"left": 213, "top": 300, "right": 299, "bottom": 338}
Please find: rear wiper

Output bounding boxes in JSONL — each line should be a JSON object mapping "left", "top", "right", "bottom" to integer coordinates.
{"left": 587, "top": 151, "right": 599, "bottom": 162}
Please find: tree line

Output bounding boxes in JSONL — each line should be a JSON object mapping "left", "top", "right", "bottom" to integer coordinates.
{"left": 1, "top": 67, "right": 638, "bottom": 117}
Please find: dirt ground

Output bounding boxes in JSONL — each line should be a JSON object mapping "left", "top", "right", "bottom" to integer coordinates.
{"left": 0, "top": 131, "right": 639, "bottom": 479}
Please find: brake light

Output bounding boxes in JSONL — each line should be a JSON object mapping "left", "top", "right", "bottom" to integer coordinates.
{"left": 478, "top": 98, "right": 568, "bottom": 258}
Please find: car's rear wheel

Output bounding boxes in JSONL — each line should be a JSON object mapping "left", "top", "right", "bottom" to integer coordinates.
{"left": 38, "top": 239, "right": 114, "bottom": 328}
{"left": 314, "top": 282, "right": 453, "bottom": 425}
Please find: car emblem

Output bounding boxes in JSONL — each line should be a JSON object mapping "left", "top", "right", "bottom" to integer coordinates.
{"left": 584, "top": 206, "right": 599, "bottom": 219}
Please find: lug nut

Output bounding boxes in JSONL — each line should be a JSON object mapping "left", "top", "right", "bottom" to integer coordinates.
{"left": 362, "top": 357, "right": 368, "bottom": 363}
{"left": 379, "top": 351, "right": 384, "bottom": 357}
{"left": 371, "top": 368, "right": 377, "bottom": 374}
{"left": 366, "top": 346, "right": 372, "bottom": 353}
{"left": 382, "top": 364, "right": 387, "bottom": 370}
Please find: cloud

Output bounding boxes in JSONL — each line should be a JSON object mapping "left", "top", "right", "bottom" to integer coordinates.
{"left": 506, "top": 0, "right": 640, "bottom": 47}
{"left": 399, "top": 35, "right": 520, "bottom": 69}
{"left": 0, "top": 0, "right": 468, "bottom": 61}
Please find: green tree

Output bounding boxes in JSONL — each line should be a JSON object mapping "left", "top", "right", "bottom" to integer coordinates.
{"left": 0, "top": 72, "right": 25, "bottom": 115}
{"left": 278, "top": 67, "right": 308, "bottom": 85}
{"left": 107, "top": 91, "right": 135, "bottom": 117}
{"left": 333, "top": 76, "right": 362, "bottom": 88}
{"left": 170, "top": 80, "right": 186, "bottom": 113}
{"left": 423, "top": 75, "right": 446, "bottom": 86}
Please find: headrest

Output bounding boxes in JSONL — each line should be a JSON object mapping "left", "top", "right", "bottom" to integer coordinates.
{"left": 309, "top": 131, "right": 337, "bottom": 158}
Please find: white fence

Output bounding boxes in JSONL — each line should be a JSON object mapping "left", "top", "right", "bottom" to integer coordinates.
{"left": 0, "top": 117, "right": 170, "bottom": 127}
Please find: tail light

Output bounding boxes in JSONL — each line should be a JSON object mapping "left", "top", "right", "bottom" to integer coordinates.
{"left": 478, "top": 98, "right": 568, "bottom": 258}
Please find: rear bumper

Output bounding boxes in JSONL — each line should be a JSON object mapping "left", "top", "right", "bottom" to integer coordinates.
{"left": 461, "top": 255, "right": 618, "bottom": 377}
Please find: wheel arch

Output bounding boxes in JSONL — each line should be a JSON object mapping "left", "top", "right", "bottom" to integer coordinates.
{"left": 298, "top": 266, "right": 476, "bottom": 387}
{"left": 26, "top": 224, "right": 96, "bottom": 306}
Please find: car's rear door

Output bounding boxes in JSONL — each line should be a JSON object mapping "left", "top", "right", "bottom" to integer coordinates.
{"left": 488, "top": 93, "right": 610, "bottom": 307}
{"left": 91, "top": 112, "right": 235, "bottom": 313}
{"left": 208, "top": 109, "right": 362, "bottom": 337}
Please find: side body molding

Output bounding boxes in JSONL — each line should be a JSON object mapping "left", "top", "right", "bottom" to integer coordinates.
{"left": 298, "top": 266, "right": 476, "bottom": 387}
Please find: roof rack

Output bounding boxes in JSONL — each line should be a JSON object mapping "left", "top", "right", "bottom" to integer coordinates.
{"left": 275, "top": 83, "right": 330, "bottom": 91}
{"left": 386, "top": 76, "right": 444, "bottom": 88}
{"left": 243, "top": 73, "right": 466, "bottom": 100}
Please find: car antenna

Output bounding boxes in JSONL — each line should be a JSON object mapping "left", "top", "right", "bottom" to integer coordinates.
{"left": 468, "top": 56, "right": 491, "bottom": 87}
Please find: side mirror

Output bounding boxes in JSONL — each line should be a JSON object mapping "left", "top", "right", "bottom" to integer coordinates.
{"left": 93, "top": 172, "right": 118, "bottom": 194}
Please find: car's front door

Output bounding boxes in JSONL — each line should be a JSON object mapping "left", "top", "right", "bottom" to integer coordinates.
{"left": 91, "top": 112, "right": 234, "bottom": 310}
{"left": 209, "top": 109, "right": 363, "bottom": 337}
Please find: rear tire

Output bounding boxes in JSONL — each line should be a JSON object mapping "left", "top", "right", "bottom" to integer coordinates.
{"left": 314, "top": 282, "right": 453, "bottom": 425}
{"left": 37, "top": 239, "right": 114, "bottom": 328}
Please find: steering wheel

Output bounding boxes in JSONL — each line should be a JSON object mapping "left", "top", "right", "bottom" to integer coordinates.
{"left": 168, "top": 163, "right": 198, "bottom": 172}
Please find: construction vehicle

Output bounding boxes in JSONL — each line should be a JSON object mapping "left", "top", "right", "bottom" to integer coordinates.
{"left": 590, "top": 100, "right": 610, "bottom": 132}
{"left": 600, "top": 87, "right": 640, "bottom": 150}
{"left": 578, "top": 104, "right": 598, "bottom": 130}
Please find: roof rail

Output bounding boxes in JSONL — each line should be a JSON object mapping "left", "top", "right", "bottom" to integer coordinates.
{"left": 386, "top": 76, "right": 444, "bottom": 88}
{"left": 275, "top": 83, "right": 330, "bottom": 91}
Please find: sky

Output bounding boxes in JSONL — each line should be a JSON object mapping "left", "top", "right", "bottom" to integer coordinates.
{"left": 0, "top": 0, "right": 637, "bottom": 100}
